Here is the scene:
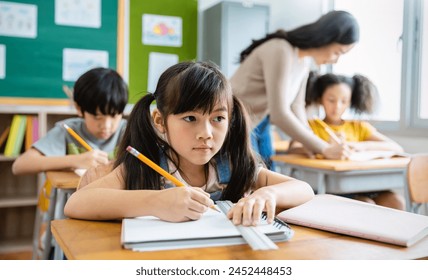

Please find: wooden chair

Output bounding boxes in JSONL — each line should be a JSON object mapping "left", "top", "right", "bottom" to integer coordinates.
{"left": 406, "top": 153, "right": 428, "bottom": 213}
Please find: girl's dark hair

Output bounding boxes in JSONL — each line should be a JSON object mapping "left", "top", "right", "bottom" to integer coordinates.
{"left": 114, "top": 61, "right": 258, "bottom": 202}
{"left": 239, "top": 10, "right": 359, "bottom": 62}
{"left": 306, "top": 72, "right": 378, "bottom": 114}
{"left": 73, "top": 67, "right": 128, "bottom": 116}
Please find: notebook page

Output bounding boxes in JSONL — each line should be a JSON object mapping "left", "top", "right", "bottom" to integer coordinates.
{"left": 122, "top": 208, "right": 241, "bottom": 244}
{"left": 122, "top": 207, "right": 291, "bottom": 244}
{"left": 348, "top": 150, "right": 407, "bottom": 161}
{"left": 74, "top": 168, "right": 87, "bottom": 177}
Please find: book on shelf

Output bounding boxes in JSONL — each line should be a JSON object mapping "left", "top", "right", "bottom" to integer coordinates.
{"left": 25, "top": 115, "right": 33, "bottom": 151}
{"left": 348, "top": 150, "right": 409, "bottom": 161}
{"left": 32, "top": 116, "right": 39, "bottom": 143}
{"left": 121, "top": 204, "right": 293, "bottom": 252}
{"left": 277, "top": 194, "right": 428, "bottom": 247}
{"left": 0, "top": 125, "right": 10, "bottom": 151}
{"left": 24, "top": 115, "right": 39, "bottom": 150}
{"left": 4, "top": 115, "right": 27, "bottom": 157}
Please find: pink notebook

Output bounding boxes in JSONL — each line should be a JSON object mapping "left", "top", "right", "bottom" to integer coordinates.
{"left": 277, "top": 194, "right": 428, "bottom": 247}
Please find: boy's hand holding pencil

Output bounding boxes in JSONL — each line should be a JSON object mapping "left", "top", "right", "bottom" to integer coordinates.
{"left": 63, "top": 123, "right": 109, "bottom": 168}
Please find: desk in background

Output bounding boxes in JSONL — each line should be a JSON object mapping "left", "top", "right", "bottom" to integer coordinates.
{"left": 33, "top": 171, "right": 80, "bottom": 260}
{"left": 272, "top": 154, "right": 411, "bottom": 209}
{"left": 273, "top": 140, "right": 290, "bottom": 154}
{"left": 51, "top": 218, "right": 428, "bottom": 260}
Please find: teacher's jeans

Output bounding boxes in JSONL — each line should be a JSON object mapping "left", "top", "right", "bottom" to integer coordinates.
{"left": 251, "top": 116, "right": 275, "bottom": 170}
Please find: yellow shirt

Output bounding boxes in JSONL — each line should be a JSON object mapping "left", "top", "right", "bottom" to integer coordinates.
{"left": 308, "top": 120, "right": 375, "bottom": 142}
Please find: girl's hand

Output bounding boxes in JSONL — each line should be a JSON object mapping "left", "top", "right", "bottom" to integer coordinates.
{"left": 73, "top": 150, "right": 109, "bottom": 169}
{"left": 226, "top": 188, "right": 276, "bottom": 226}
{"left": 155, "top": 187, "right": 214, "bottom": 222}
{"left": 347, "top": 141, "right": 364, "bottom": 152}
{"left": 322, "top": 139, "right": 352, "bottom": 160}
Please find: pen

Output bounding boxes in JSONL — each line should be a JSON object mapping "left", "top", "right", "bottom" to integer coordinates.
{"left": 126, "top": 146, "right": 220, "bottom": 212}
{"left": 63, "top": 124, "right": 93, "bottom": 151}
{"left": 312, "top": 117, "right": 342, "bottom": 144}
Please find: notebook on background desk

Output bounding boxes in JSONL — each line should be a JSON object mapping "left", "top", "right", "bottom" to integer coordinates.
{"left": 348, "top": 150, "right": 409, "bottom": 161}
{"left": 277, "top": 194, "right": 428, "bottom": 247}
{"left": 121, "top": 205, "right": 293, "bottom": 252}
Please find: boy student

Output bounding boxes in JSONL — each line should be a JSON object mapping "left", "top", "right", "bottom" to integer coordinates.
{"left": 12, "top": 67, "right": 129, "bottom": 175}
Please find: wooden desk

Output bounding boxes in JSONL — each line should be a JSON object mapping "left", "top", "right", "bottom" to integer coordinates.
{"left": 272, "top": 154, "right": 411, "bottom": 208}
{"left": 33, "top": 171, "right": 80, "bottom": 260}
{"left": 51, "top": 218, "right": 428, "bottom": 260}
{"left": 273, "top": 140, "right": 290, "bottom": 153}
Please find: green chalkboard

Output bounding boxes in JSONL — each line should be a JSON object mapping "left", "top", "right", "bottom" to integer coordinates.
{"left": 0, "top": 0, "right": 118, "bottom": 99}
{"left": 128, "top": 0, "right": 197, "bottom": 103}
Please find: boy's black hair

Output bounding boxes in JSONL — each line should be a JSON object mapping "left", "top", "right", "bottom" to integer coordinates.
{"left": 73, "top": 67, "right": 128, "bottom": 116}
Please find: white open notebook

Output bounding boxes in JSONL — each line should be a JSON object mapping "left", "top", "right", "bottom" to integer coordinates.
{"left": 348, "top": 150, "right": 408, "bottom": 161}
{"left": 74, "top": 168, "right": 87, "bottom": 177}
{"left": 121, "top": 206, "right": 293, "bottom": 252}
{"left": 277, "top": 194, "right": 428, "bottom": 247}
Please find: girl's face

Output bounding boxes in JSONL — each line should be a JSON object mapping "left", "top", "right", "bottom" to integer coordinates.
{"left": 312, "top": 43, "right": 355, "bottom": 65}
{"left": 321, "top": 83, "right": 352, "bottom": 124}
{"left": 158, "top": 102, "right": 230, "bottom": 168}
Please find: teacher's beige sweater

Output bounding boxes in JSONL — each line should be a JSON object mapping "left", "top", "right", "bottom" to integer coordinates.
{"left": 230, "top": 39, "right": 327, "bottom": 153}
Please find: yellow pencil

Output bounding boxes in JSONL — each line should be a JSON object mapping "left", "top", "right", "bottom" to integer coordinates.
{"left": 126, "top": 145, "right": 220, "bottom": 212}
{"left": 127, "top": 145, "right": 184, "bottom": 186}
{"left": 312, "top": 117, "right": 342, "bottom": 144}
{"left": 63, "top": 124, "right": 93, "bottom": 151}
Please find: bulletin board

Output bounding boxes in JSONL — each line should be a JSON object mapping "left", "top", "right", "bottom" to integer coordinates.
{"left": 127, "top": 0, "right": 197, "bottom": 103}
{"left": 0, "top": 0, "right": 118, "bottom": 100}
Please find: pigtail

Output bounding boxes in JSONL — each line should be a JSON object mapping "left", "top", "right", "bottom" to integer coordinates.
{"left": 305, "top": 71, "right": 321, "bottom": 106}
{"left": 221, "top": 96, "right": 258, "bottom": 202}
{"left": 351, "top": 74, "right": 378, "bottom": 114}
{"left": 115, "top": 93, "right": 163, "bottom": 190}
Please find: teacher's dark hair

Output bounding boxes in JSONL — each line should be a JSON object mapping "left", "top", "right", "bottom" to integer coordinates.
{"left": 239, "top": 10, "right": 359, "bottom": 62}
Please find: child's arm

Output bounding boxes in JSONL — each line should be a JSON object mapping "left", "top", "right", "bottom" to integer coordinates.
{"left": 286, "top": 140, "right": 314, "bottom": 156}
{"left": 78, "top": 162, "right": 113, "bottom": 190}
{"left": 347, "top": 130, "right": 404, "bottom": 153}
{"left": 227, "top": 168, "right": 314, "bottom": 226}
{"left": 11, "top": 147, "right": 109, "bottom": 175}
{"left": 64, "top": 165, "right": 214, "bottom": 222}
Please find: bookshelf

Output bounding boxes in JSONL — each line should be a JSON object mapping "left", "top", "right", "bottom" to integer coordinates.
{"left": 0, "top": 99, "right": 77, "bottom": 253}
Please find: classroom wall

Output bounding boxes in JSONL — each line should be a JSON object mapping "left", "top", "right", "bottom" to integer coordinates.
{"left": 127, "top": 0, "right": 197, "bottom": 103}
{"left": 197, "top": 0, "right": 324, "bottom": 59}
{"left": 385, "top": 134, "right": 428, "bottom": 154}
{"left": 198, "top": 0, "right": 324, "bottom": 31}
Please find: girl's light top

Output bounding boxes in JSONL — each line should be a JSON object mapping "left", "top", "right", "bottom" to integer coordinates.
{"left": 63, "top": 123, "right": 92, "bottom": 151}
{"left": 126, "top": 145, "right": 220, "bottom": 212}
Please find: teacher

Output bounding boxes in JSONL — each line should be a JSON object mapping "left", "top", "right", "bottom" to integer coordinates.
{"left": 230, "top": 10, "right": 359, "bottom": 169}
